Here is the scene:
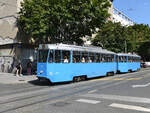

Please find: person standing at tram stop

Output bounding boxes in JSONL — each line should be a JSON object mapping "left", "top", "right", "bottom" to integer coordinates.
{"left": 64, "top": 56, "right": 69, "bottom": 63}
{"left": 27, "top": 60, "right": 33, "bottom": 75}
{"left": 16, "top": 62, "right": 22, "bottom": 77}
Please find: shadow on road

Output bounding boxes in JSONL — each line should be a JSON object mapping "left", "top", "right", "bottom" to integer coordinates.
{"left": 28, "top": 79, "right": 72, "bottom": 86}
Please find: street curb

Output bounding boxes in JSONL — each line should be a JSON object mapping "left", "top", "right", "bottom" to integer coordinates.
{"left": 0, "top": 73, "right": 38, "bottom": 84}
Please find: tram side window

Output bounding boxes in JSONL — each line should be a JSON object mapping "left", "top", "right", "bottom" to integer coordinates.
{"left": 119, "top": 56, "right": 123, "bottom": 62}
{"left": 135, "top": 57, "right": 138, "bottom": 62}
{"left": 73, "top": 51, "right": 81, "bottom": 63}
{"left": 81, "top": 52, "right": 88, "bottom": 63}
{"left": 133, "top": 57, "right": 135, "bottom": 62}
{"left": 135, "top": 57, "right": 137, "bottom": 62}
{"left": 131, "top": 57, "right": 133, "bottom": 62}
{"left": 107, "top": 54, "right": 113, "bottom": 62}
{"left": 123, "top": 56, "right": 127, "bottom": 62}
{"left": 128, "top": 57, "right": 130, "bottom": 62}
{"left": 107, "top": 54, "right": 112, "bottom": 62}
{"left": 55, "top": 50, "right": 61, "bottom": 63}
{"left": 89, "top": 52, "right": 95, "bottom": 63}
{"left": 48, "top": 50, "right": 54, "bottom": 63}
{"left": 104, "top": 54, "right": 108, "bottom": 62}
{"left": 62, "top": 50, "right": 70, "bottom": 63}
{"left": 137, "top": 57, "right": 140, "bottom": 62}
{"left": 95, "top": 53, "right": 101, "bottom": 63}
{"left": 38, "top": 50, "right": 48, "bottom": 63}
{"left": 136, "top": 57, "right": 138, "bottom": 62}
{"left": 101, "top": 54, "right": 105, "bottom": 62}
{"left": 128, "top": 56, "right": 132, "bottom": 62}
{"left": 111, "top": 55, "right": 115, "bottom": 62}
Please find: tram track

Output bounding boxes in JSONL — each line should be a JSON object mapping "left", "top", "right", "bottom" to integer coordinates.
{"left": 1, "top": 68, "right": 147, "bottom": 98}
{"left": 0, "top": 81, "right": 126, "bottom": 113}
{"left": 0, "top": 71, "right": 148, "bottom": 113}
{"left": 0, "top": 70, "right": 148, "bottom": 113}
{"left": 0, "top": 70, "right": 147, "bottom": 102}
{"left": 0, "top": 86, "right": 44, "bottom": 97}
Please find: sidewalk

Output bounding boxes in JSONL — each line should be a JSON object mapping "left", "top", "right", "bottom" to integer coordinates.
{"left": 0, "top": 72, "right": 38, "bottom": 84}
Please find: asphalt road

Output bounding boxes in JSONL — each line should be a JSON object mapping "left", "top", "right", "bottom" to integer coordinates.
{"left": 0, "top": 68, "right": 150, "bottom": 113}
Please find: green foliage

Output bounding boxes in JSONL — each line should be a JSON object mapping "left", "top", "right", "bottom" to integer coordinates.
{"left": 92, "top": 22, "right": 150, "bottom": 61}
{"left": 18, "top": 0, "right": 111, "bottom": 45}
{"left": 138, "top": 41, "right": 150, "bottom": 61}
{"left": 127, "top": 24, "right": 150, "bottom": 53}
{"left": 92, "top": 21, "right": 127, "bottom": 53}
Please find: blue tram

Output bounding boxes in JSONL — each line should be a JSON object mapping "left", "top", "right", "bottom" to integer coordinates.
{"left": 37, "top": 44, "right": 117, "bottom": 83}
{"left": 117, "top": 53, "right": 141, "bottom": 73}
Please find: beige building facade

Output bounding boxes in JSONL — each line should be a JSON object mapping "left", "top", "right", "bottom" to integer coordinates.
{"left": 0, "top": 0, "right": 20, "bottom": 45}
{"left": 0, "top": 0, "right": 36, "bottom": 73}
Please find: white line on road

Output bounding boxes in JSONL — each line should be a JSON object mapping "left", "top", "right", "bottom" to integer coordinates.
{"left": 76, "top": 99, "right": 101, "bottom": 104}
{"left": 82, "top": 94, "right": 150, "bottom": 104}
{"left": 132, "top": 82, "right": 150, "bottom": 88}
{"left": 88, "top": 90, "right": 98, "bottom": 93}
{"left": 110, "top": 103, "right": 150, "bottom": 112}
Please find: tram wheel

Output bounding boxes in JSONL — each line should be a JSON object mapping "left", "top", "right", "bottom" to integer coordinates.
{"left": 73, "top": 77, "right": 78, "bottom": 82}
{"left": 106, "top": 72, "right": 111, "bottom": 76}
{"left": 73, "top": 76, "right": 81, "bottom": 82}
{"left": 128, "top": 69, "right": 132, "bottom": 73}
{"left": 73, "top": 76, "right": 87, "bottom": 82}
{"left": 82, "top": 76, "right": 87, "bottom": 81}
{"left": 77, "top": 77, "right": 81, "bottom": 82}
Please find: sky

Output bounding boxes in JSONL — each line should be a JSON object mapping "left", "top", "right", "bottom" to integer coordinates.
{"left": 113, "top": 0, "right": 150, "bottom": 26}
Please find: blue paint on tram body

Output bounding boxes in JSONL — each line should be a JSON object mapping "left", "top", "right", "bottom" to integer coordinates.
{"left": 117, "top": 53, "right": 141, "bottom": 73}
{"left": 37, "top": 44, "right": 141, "bottom": 83}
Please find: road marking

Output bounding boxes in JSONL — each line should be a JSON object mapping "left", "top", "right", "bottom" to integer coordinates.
{"left": 91, "top": 78, "right": 112, "bottom": 81}
{"left": 76, "top": 99, "right": 100, "bottom": 104}
{"left": 91, "top": 77, "right": 142, "bottom": 81}
{"left": 126, "top": 77, "right": 142, "bottom": 80}
{"left": 132, "top": 82, "right": 150, "bottom": 88}
{"left": 88, "top": 90, "right": 98, "bottom": 93}
{"left": 113, "top": 78, "right": 125, "bottom": 80}
{"left": 110, "top": 103, "right": 150, "bottom": 112}
{"left": 82, "top": 94, "right": 150, "bottom": 104}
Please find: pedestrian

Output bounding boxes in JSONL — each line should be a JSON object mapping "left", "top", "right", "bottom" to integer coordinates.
{"left": 16, "top": 62, "right": 22, "bottom": 76}
{"left": 27, "top": 60, "right": 33, "bottom": 75}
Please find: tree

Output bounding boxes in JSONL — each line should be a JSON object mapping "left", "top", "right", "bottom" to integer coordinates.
{"left": 127, "top": 24, "right": 150, "bottom": 53}
{"left": 129, "top": 24, "right": 150, "bottom": 61}
{"left": 138, "top": 41, "right": 150, "bottom": 61}
{"left": 92, "top": 22, "right": 150, "bottom": 61}
{"left": 18, "top": 0, "right": 111, "bottom": 45}
{"left": 92, "top": 21, "right": 127, "bottom": 53}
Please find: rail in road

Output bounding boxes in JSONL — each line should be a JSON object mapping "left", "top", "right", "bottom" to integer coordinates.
{"left": 0, "top": 68, "right": 150, "bottom": 113}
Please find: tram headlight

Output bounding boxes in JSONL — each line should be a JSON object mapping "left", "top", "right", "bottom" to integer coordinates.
{"left": 40, "top": 70, "right": 43, "bottom": 74}
{"left": 49, "top": 72, "right": 53, "bottom": 76}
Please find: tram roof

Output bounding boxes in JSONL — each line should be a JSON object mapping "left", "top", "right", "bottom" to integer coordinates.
{"left": 117, "top": 53, "right": 140, "bottom": 57}
{"left": 39, "top": 44, "right": 115, "bottom": 54}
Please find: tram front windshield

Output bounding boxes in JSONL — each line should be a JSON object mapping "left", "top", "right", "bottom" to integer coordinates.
{"left": 38, "top": 50, "right": 48, "bottom": 63}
